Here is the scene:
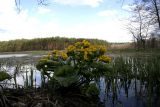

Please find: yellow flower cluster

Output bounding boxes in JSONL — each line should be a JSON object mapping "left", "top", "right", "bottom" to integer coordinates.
{"left": 75, "top": 42, "right": 82, "bottom": 47}
{"left": 83, "top": 47, "right": 95, "bottom": 58}
{"left": 42, "top": 40, "right": 110, "bottom": 64}
{"left": 97, "top": 45, "right": 106, "bottom": 54}
{"left": 51, "top": 50, "right": 60, "bottom": 59}
{"left": 64, "top": 40, "right": 110, "bottom": 62}
{"left": 89, "top": 45, "right": 97, "bottom": 52}
{"left": 49, "top": 50, "right": 68, "bottom": 60}
{"left": 84, "top": 51, "right": 88, "bottom": 60}
{"left": 66, "top": 45, "right": 76, "bottom": 53}
{"left": 82, "top": 40, "right": 90, "bottom": 47}
{"left": 75, "top": 45, "right": 97, "bottom": 61}
{"left": 60, "top": 52, "right": 68, "bottom": 60}
{"left": 99, "top": 55, "right": 111, "bottom": 63}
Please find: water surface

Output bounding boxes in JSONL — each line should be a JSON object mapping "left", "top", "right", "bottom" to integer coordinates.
{"left": 0, "top": 54, "right": 29, "bottom": 58}
{"left": 0, "top": 52, "right": 160, "bottom": 107}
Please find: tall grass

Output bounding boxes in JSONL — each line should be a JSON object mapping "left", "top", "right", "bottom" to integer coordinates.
{"left": 102, "top": 55, "right": 160, "bottom": 107}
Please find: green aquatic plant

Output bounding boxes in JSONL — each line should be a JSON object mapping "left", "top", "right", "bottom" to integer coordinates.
{"left": 54, "top": 65, "right": 78, "bottom": 87}
{"left": 0, "top": 71, "right": 11, "bottom": 82}
{"left": 85, "top": 83, "right": 99, "bottom": 97}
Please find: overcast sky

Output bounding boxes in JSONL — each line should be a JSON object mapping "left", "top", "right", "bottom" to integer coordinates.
{"left": 0, "top": 0, "right": 133, "bottom": 42}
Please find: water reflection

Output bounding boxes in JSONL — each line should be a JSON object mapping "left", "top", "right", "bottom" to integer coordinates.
{"left": 100, "top": 79, "right": 147, "bottom": 107}
{"left": 99, "top": 55, "right": 160, "bottom": 107}
{"left": 0, "top": 54, "right": 28, "bottom": 58}
{"left": 0, "top": 55, "right": 42, "bottom": 88}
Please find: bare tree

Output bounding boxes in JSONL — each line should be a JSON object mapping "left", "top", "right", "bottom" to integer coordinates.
{"left": 142, "top": 0, "right": 160, "bottom": 28}
{"left": 152, "top": 0, "right": 160, "bottom": 28}
{"left": 14, "top": 0, "right": 49, "bottom": 12}
{"left": 127, "top": 1, "right": 152, "bottom": 49}
{"left": 15, "top": 0, "right": 21, "bottom": 13}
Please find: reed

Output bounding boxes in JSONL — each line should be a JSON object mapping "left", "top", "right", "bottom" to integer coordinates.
{"left": 103, "top": 55, "right": 160, "bottom": 106}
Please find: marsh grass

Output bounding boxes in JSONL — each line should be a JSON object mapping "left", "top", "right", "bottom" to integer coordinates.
{"left": 102, "top": 55, "right": 160, "bottom": 107}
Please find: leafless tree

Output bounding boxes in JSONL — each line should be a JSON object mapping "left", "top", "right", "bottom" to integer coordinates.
{"left": 15, "top": 0, "right": 21, "bottom": 13}
{"left": 143, "top": 0, "right": 160, "bottom": 28}
{"left": 127, "top": 1, "right": 152, "bottom": 49}
{"left": 14, "top": 0, "right": 49, "bottom": 13}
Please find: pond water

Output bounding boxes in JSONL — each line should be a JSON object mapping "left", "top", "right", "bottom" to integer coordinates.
{"left": 0, "top": 53, "right": 160, "bottom": 107}
{"left": 0, "top": 54, "right": 42, "bottom": 88}
{"left": 0, "top": 54, "right": 29, "bottom": 58}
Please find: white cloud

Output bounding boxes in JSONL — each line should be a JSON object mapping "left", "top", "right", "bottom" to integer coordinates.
{"left": 97, "top": 10, "right": 118, "bottom": 17}
{"left": 0, "top": 0, "right": 15, "bottom": 14}
{"left": 0, "top": 0, "right": 58, "bottom": 40}
{"left": 0, "top": 0, "right": 131, "bottom": 42}
{"left": 62, "top": 20, "right": 131, "bottom": 42}
{"left": 38, "top": 7, "right": 51, "bottom": 14}
{"left": 53, "top": 0, "right": 103, "bottom": 7}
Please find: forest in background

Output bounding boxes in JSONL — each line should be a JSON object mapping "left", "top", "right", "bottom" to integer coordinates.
{"left": 0, "top": 37, "right": 109, "bottom": 52}
{"left": 0, "top": 36, "right": 160, "bottom": 52}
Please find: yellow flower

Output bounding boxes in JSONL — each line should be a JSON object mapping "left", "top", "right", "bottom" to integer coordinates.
{"left": 75, "top": 42, "right": 81, "bottom": 47}
{"left": 84, "top": 51, "right": 88, "bottom": 61}
{"left": 98, "top": 46, "right": 106, "bottom": 54}
{"left": 66, "top": 45, "right": 76, "bottom": 53}
{"left": 52, "top": 50, "right": 59, "bottom": 54}
{"left": 77, "top": 48, "right": 84, "bottom": 52}
{"left": 82, "top": 40, "right": 90, "bottom": 47}
{"left": 89, "top": 45, "right": 97, "bottom": 52}
{"left": 99, "top": 55, "right": 111, "bottom": 63}
{"left": 61, "top": 52, "right": 68, "bottom": 60}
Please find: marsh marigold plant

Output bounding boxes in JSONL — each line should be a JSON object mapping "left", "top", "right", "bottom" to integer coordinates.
{"left": 36, "top": 40, "right": 111, "bottom": 93}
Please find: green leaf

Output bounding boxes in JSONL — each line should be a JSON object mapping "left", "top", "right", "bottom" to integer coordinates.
{"left": 54, "top": 65, "right": 78, "bottom": 87}
{"left": 54, "top": 65, "right": 75, "bottom": 77}
{"left": 54, "top": 76, "right": 78, "bottom": 87}
{"left": 0, "top": 71, "right": 11, "bottom": 82}
{"left": 85, "top": 83, "right": 99, "bottom": 97}
{"left": 36, "top": 59, "right": 61, "bottom": 71}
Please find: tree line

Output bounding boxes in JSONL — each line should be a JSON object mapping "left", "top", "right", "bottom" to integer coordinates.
{"left": 0, "top": 37, "right": 108, "bottom": 52}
